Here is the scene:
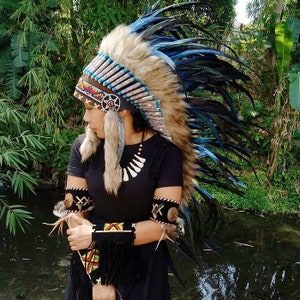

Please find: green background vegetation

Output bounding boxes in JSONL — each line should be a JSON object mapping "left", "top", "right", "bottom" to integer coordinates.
{"left": 0, "top": 0, "right": 299, "bottom": 234}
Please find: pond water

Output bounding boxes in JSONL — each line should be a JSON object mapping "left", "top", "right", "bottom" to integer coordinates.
{"left": 0, "top": 189, "right": 299, "bottom": 300}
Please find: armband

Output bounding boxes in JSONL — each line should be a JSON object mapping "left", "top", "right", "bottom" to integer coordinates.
{"left": 92, "top": 222, "right": 136, "bottom": 243}
{"left": 64, "top": 188, "right": 94, "bottom": 212}
{"left": 150, "top": 196, "right": 180, "bottom": 225}
{"left": 47, "top": 188, "right": 94, "bottom": 235}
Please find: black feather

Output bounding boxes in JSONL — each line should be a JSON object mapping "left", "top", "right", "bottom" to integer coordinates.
{"left": 127, "top": 0, "right": 258, "bottom": 266}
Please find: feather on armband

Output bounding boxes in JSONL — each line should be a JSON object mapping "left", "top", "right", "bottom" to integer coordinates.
{"left": 150, "top": 197, "right": 180, "bottom": 225}
{"left": 47, "top": 188, "right": 94, "bottom": 235}
{"left": 92, "top": 222, "right": 136, "bottom": 243}
{"left": 63, "top": 188, "right": 94, "bottom": 212}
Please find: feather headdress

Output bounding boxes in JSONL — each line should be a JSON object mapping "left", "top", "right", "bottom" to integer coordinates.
{"left": 74, "top": 1, "right": 254, "bottom": 244}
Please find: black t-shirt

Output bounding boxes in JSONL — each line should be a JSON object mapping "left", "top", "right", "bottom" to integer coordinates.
{"left": 67, "top": 134, "right": 183, "bottom": 223}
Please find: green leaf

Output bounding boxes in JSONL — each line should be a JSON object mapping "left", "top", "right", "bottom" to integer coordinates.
{"left": 0, "top": 196, "right": 7, "bottom": 220}
{"left": 0, "top": 196, "right": 33, "bottom": 235}
{"left": 1, "top": 150, "right": 26, "bottom": 169}
{"left": 0, "top": 135, "right": 11, "bottom": 146}
{"left": 6, "top": 62, "right": 22, "bottom": 99}
{"left": 288, "top": 67, "right": 300, "bottom": 109}
{"left": 286, "top": 17, "right": 300, "bottom": 45}
{"left": 6, "top": 209, "right": 11, "bottom": 228}
{"left": 0, "top": 207, "right": 6, "bottom": 220}
{"left": 0, "top": 47, "right": 10, "bottom": 76}
{"left": 19, "top": 131, "right": 45, "bottom": 150}
{"left": 47, "top": 0, "right": 60, "bottom": 9}
{"left": 11, "top": 32, "right": 29, "bottom": 68}
{"left": 10, "top": 170, "right": 36, "bottom": 198}
{"left": 0, "top": 99, "right": 25, "bottom": 128}
{"left": 275, "top": 22, "right": 293, "bottom": 79}
{"left": 16, "top": 217, "right": 26, "bottom": 233}
{"left": 19, "top": 68, "right": 43, "bottom": 92}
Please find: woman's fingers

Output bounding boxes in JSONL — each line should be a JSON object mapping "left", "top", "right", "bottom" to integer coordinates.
{"left": 92, "top": 284, "right": 116, "bottom": 300}
{"left": 67, "top": 213, "right": 84, "bottom": 228}
{"left": 66, "top": 223, "right": 93, "bottom": 250}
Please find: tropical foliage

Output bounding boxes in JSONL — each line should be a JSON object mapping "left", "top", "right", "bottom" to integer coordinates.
{"left": 0, "top": 0, "right": 238, "bottom": 234}
{"left": 227, "top": 0, "right": 299, "bottom": 212}
{"left": 0, "top": 0, "right": 299, "bottom": 234}
{"left": 0, "top": 195, "right": 33, "bottom": 235}
{"left": 0, "top": 98, "right": 43, "bottom": 233}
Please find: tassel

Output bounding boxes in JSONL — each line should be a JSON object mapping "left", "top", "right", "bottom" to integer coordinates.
{"left": 90, "top": 240, "right": 143, "bottom": 286}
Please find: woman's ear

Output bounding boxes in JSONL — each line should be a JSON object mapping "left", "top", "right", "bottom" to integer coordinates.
{"left": 118, "top": 110, "right": 129, "bottom": 118}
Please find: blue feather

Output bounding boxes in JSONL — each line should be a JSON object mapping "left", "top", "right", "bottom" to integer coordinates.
{"left": 151, "top": 49, "right": 176, "bottom": 70}
{"left": 124, "top": 1, "right": 257, "bottom": 256}
{"left": 194, "top": 145, "right": 219, "bottom": 162}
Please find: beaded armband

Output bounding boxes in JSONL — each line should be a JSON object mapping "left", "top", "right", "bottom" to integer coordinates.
{"left": 63, "top": 188, "right": 94, "bottom": 212}
{"left": 92, "top": 222, "right": 136, "bottom": 243}
{"left": 150, "top": 197, "right": 180, "bottom": 225}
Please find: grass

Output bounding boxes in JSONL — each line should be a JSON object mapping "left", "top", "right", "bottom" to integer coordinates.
{"left": 201, "top": 170, "right": 300, "bottom": 215}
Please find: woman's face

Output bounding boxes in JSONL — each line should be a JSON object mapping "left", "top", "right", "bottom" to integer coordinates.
{"left": 83, "top": 104, "right": 105, "bottom": 138}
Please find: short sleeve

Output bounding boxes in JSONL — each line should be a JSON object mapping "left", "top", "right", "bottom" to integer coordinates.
{"left": 156, "top": 143, "right": 183, "bottom": 188}
{"left": 66, "top": 134, "right": 85, "bottom": 178}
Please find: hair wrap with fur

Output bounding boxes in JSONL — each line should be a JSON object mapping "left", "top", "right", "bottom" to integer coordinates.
{"left": 103, "top": 110, "right": 123, "bottom": 195}
{"left": 80, "top": 127, "right": 101, "bottom": 162}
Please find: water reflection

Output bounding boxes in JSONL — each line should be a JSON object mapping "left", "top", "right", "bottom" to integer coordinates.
{"left": 0, "top": 190, "right": 299, "bottom": 299}
{"left": 170, "top": 210, "right": 300, "bottom": 300}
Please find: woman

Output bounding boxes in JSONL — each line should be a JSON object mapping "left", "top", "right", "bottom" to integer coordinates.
{"left": 65, "top": 105, "right": 183, "bottom": 299}
{"left": 57, "top": 2, "right": 253, "bottom": 300}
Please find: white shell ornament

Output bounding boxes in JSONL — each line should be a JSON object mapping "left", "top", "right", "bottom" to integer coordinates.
{"left": 167, "top": 207, "right": 179, "bottom": 223}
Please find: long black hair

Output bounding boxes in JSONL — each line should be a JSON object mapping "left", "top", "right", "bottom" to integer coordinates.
{"left": 131, "top": 111, "right": 148, "bottom": 132}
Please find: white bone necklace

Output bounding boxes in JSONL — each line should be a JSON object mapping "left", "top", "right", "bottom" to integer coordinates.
{"left": 122, "top": 130, "right": 146, "bottom": 182}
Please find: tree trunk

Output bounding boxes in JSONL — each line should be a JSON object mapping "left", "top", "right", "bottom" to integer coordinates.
{"left": 273, "top": 0, "right": 285, "bottom": 23}
{"left": 268, "top": 0, "right": 296, "bottom": 179}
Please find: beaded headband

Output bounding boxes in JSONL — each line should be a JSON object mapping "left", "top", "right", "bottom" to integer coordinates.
{"left": 74, "top": 75, "right": 138, "bottom": 112}
{"left": 74, "top": 52, "right": 170, "bottom": 138}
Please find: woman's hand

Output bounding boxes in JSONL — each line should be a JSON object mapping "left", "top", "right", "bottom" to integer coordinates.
{"left": 66, "top": 214, "right": 93, "bottom": 251}
{"left": 67, "top": 212, "right": 88, "bottom": 229}
{"left": 93, "top": 284, "right": 116, "bottom": 300}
